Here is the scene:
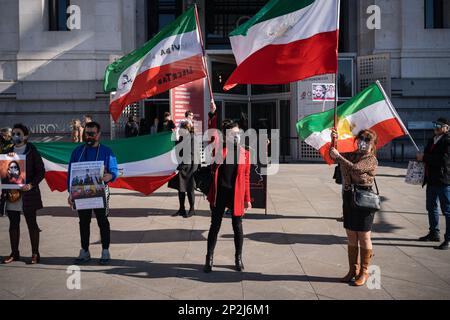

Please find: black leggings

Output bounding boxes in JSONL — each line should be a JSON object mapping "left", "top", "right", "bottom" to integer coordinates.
{"left": 7, "top": 210, "right": 41, "bottom": 254}
{"left": 206, "top": 195, "right": 243, "bottom": 257}
{"left": 8, "top": 210, "right": 40, "bottom": 232}
{"left": 178, "top": 190, "right": 195, "bottom": 210}
{"left": 77, "top": 209, "right": 110, "bottom": 251}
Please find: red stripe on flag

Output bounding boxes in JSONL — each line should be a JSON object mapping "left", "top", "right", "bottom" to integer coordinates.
{"left": 110, "top": 55, "right": 206, "bottom": 121}
{"left": 317, "top": 118, "right": 406, "bottom": 165}
{"left": 224, "top": 30, "right": 338, "bottom": 91}
{"left": 44, "top": 172, "right": 177, "bottom": 196}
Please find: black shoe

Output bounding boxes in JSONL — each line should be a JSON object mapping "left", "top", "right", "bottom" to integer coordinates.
{"left": 435, "top": 241, "right": 449, "bottom": 250}
{"left": 235, "top": 255, "right": 245, "bottom": 272}
{"left": 203, "top": 255, "right": 213, "bottom": 273}
{"left": 183, "top": 208, "right": 195, "bottom": 218}
{"left": 172, "top": 209, "right": 186, "bottom": 217}
{"left": 418, "top": 232, "right": 441, "bottom": 242}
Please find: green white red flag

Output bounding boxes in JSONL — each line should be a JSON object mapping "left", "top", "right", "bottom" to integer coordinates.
{"left": 104, "top": 6, "right": 206, "bottom": 121}
{"left": 296, "top": 82, "right": 408, "bottom": 164}
{"left": 35, "top": 132, "right": 177, "bottom": 195}
{"left": 224, "top": 0, "right": 340, "bottom": 91}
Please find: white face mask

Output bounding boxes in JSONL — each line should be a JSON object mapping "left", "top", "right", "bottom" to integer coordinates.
{"left": 358, "top": 140, "right": 370, "bottom": 152}
{"left": 226, "top": 132, "right": 241, "bottom": 145}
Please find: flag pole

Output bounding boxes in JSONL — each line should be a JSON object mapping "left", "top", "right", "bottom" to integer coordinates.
{"left": 332, "top": 0, "right": 341, "bottom": 148}
{"left": 194, "top": 4, "right": 215, "bottom": 105}
{"left": 375, "top": 80, "right": 420, "bottom": 152}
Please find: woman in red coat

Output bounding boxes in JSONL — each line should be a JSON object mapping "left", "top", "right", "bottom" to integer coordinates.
{"left": 204, "top": 119, "right": 251, "bottom": 273}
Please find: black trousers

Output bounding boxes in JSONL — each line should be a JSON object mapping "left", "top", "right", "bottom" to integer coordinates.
{"left": 7, "top": 210, "right": 41, "bottom": 254}
{"left": 77, "top": 209, "right": 110, "bottom": 251}
{"left": 206, "top": 189, "right": 243, "bottom": 257}
{"left": 178, "top": 190, "right": 195, "bottom": 210}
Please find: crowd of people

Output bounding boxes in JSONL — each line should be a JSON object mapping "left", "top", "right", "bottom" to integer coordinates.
{"left": 0, "top": 114, "right": 448, "bottom": 287}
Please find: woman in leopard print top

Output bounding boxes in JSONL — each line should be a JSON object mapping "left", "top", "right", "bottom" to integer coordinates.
{"left": 329, "top": 129, "right": 378, "bottom": 287}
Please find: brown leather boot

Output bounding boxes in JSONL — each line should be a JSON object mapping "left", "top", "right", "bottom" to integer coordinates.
{"left": 354, "top": 248, "right": 373, "bottom": 287}
{"left": 340, "top": 245, "right": 359, "bottom": 282}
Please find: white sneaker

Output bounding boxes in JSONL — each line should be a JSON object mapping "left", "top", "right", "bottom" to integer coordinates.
{"left": 99, "top": 249, "right": 110, "bottom": 265}
{"left": 75, "top": 249, "right": 91, "bottom": 264}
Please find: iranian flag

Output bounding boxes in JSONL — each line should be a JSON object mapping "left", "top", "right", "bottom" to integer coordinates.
{"left": 104, "top": 6, "right": 206, "bottom": 121}
{"left": 296, "top": 82, "right": 408, "bottom": 164}
{"left": 34, "top": 132, "right": 177, "bottom": 195}
{"left": 224, "top": 0, "right": 340, "bottom": 91}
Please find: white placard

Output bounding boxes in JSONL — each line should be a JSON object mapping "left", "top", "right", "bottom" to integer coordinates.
{"left": 70, "top": 161, "right": 106, "bottom": 210}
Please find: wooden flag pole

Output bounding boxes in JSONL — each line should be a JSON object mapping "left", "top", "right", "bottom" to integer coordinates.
{"left": 194, "top": 3, "right": 215, "bottom": 105}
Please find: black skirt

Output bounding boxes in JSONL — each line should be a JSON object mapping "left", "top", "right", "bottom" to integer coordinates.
{"left": 342, "top": 190, "right": 375, "bottom": 232}
{"left": 168, "top": 163, "right": 198, "bottom": 192}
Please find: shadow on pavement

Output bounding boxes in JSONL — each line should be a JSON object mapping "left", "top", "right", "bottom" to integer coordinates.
{"left": 93, "top": 229, "right": 207, "bottom": 244}
{"left": 35, "top": 256, "right": 341, "bottom": 284}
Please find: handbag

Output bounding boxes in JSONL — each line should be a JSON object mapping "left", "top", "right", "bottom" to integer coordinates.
{"left": 194, "top": 165, "right": 213, "bottom": 196}
{"left": 6, "top": 190, "right": 22, "bottom": 203}
{"left": 352, "top": 178, "right": 381, "bottom": 212}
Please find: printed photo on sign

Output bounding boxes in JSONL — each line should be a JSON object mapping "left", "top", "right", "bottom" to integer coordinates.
{"left": 70, "top": 161, "right": 106, "bottom": 210}
{"left": 312, "top": 83, "right": 336, "bottom": 101}
{"left": 0, "top": 155, "right": 26, "bottom": 189}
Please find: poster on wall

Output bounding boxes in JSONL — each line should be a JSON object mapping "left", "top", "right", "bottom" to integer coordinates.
{"left": 170, "top": 78, "right": 205, "bottom": 134}
{"left": 298, "top": 74, "right": 337, "bottom": 118}
{"left": 312, "top": 83, "right": 336, "bottom": 101}
{"left": 0, "top": 155, "right": 26, "bottom": 189}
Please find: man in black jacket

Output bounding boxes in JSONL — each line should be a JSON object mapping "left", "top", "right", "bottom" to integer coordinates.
{"left": 417, "top": 118, "right": 450, "bottom": 250}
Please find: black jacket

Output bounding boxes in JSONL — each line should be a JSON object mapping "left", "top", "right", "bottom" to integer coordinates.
{"left": 423, "top": 133, "right": 450, "bottom": 186}
{"left": 1, "top": 143, "right": 46, "bottom": 214}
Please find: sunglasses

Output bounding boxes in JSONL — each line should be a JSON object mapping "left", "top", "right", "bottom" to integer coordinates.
{"left": 85, "top": 132, "right": 98, "bottom": 137}
{"left": 12, "top": 132, "right": 22, "bottom": 137}
{"left": 433, "top": 122, "right": 448, "bottom": 129}
{"left": 358, "top": 136, "right": 372, "bottom": 143}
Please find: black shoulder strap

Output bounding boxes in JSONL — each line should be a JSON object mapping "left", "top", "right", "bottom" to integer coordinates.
{"left": 374, "top": 177, "right": 380, "bottom": 195}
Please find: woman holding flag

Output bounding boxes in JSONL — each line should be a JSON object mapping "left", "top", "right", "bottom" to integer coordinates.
{"left": 329, "top": 129, "right": 378, "bottom": 287}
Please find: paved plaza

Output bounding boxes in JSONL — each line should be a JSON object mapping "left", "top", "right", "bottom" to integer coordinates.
{"left": 1, "top": 163, "right": 449, "bottom": 300}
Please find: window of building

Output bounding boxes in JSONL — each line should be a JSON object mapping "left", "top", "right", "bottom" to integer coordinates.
{"left": 205, "top": 0, "right": 269, "bottom": 49}
{"left": 49, "top": 0, "right": 70, "bottom": 31}
{"left": 147, "top": 0, "right": 183, "bottom": 40}
{"left": 425, "top": 0, "right": 450, "bottom": 28}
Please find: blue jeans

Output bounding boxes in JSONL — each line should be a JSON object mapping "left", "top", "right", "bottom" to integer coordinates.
{"left": 426, "top": 184, "right": 450, "bottom": 241}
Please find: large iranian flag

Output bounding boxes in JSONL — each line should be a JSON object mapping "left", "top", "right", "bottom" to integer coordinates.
{"left": 104, "top": 6, "right": 206, "bottom": 121}
{"left": 296, "top": 82, "right": 407, "bottom": 164}
{"left": 34, "top": 132, "right": 177, "bottom": 195}
{"left": 224, "top": 0, "right": 340, "bottom": 91}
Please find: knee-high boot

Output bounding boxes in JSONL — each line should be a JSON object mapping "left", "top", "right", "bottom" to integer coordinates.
{"left": 340, "top": 245, "right": 359, "bottom": 282}
{"left": 354, "top": 248, "right": 373, "bottom": 287}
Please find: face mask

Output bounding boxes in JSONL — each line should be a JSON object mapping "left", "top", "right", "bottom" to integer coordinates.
{"left": 12, "top": 135, "right": 24, "bottom": 145}
{"left": 226, "top": 133, "right": 240, "bottom": 145}
{"left": 85, "top": 138, "right": 96, "bottom": 146}
{"left": 8, "top": 165, "right": 19, "bottom": 178}
{"left": 358, "top": 140, "right": 370, "bottom": 152}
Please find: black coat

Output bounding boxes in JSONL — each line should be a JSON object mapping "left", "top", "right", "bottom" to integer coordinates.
{"left": 423, "top": 133, "right": 450, "bottom": 186}
{"left": 1, "top": 143, "right": 46, "bottom": 214}
{"left": 168, "top": 132, "right": 198, "bottom": 192}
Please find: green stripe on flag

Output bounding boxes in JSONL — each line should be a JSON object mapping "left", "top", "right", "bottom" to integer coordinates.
{"left": 230, "top": 0, "right": 315, "bottom": 37}
{"left": 296, "top": 83, "right": 385, "bottom": 139}
{"left": 35, "top": 132, "right": 175, "bottom": 165}
{"left": 103, "top": 6, "right": 197, "bottom": 93}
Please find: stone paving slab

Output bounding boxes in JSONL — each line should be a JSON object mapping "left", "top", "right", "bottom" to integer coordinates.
{"left": 1, "top": 163, "right": 449, "bottom": 300}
